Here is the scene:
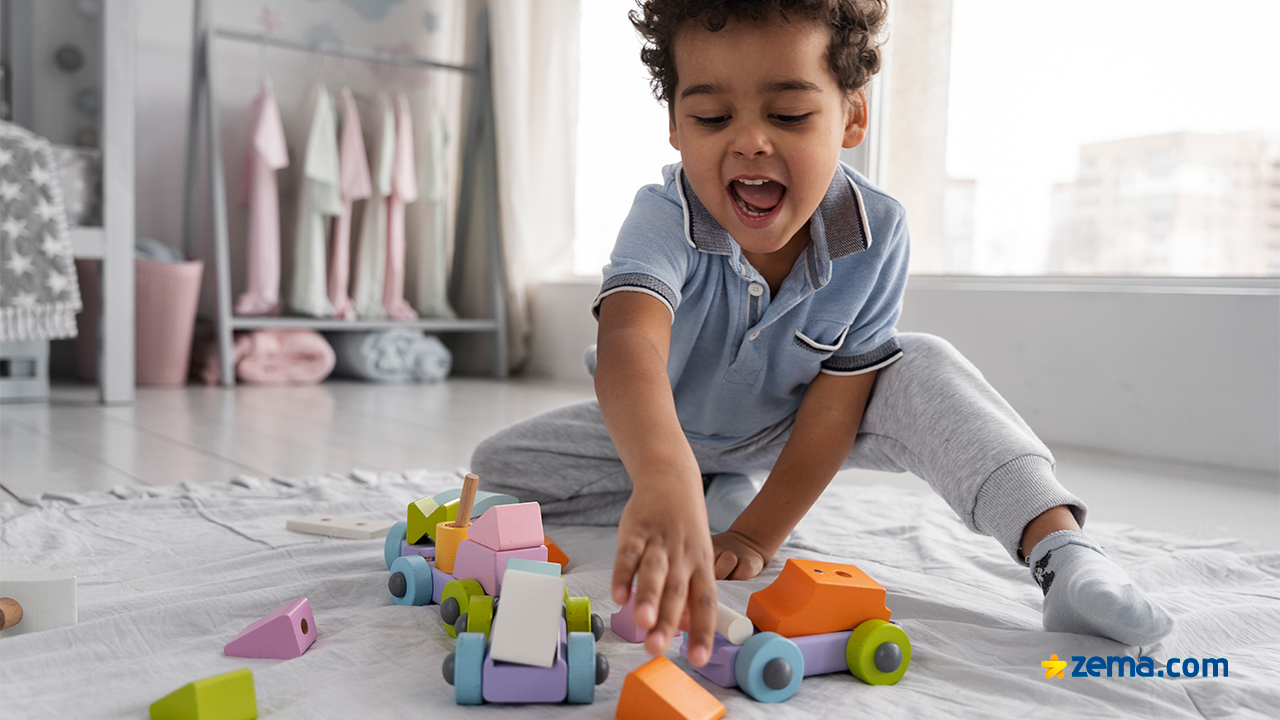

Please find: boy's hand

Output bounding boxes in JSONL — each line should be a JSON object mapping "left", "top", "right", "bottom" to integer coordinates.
{"left": 711, "top": 530, "right": 770, "bottom": 580}
{"left": 611, "top": 482, "right": 718, "bottom": 667}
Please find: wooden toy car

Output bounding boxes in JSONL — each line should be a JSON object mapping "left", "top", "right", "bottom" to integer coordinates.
{"left": 678, "top": 558, "right": 912, "bottom": 703}
{"left": 384, "top": 478, "right": 609, "bottom": 706}
{"left": 440, "top": 568, "right": 610, "bottom": 705}
{"left": 385, "top": 479, "right": 602, "bottom": 639}
{"left": 443, "top": 627, "right": 609, "bottom": 704}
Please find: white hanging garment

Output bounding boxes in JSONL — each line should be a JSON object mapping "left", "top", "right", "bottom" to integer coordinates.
{"left": 352, "top": 92, "right": 395, "bottom": 318}
{"left": 288, "top": 84, "right": 342, "bottom": 318}
{"left": 412, "top": 105, "right": 456, "bottom": 318}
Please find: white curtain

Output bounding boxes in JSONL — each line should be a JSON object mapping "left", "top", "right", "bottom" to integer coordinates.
{"left": 450, "top": 0, "right": 579, "bottom": 374}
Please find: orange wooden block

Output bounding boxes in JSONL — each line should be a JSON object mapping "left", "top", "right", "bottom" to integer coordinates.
{"left": 544, "top": 536, "right": 569, "bottom": 570}
{"left": 746, "top": 558, "right": 891, "bottom": 638}
{"left": 615, "top": 656, "right": 724, "bottom": 720}
{"left": 435, "top": 522, "right": 468, "bottom": 574}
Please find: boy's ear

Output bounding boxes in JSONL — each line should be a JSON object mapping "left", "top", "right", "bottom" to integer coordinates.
{"left": 842, "top": 90, "right": 869, "bottom": 149}
{"left": 669, "top": 116, "right": 680, "bottom": 151}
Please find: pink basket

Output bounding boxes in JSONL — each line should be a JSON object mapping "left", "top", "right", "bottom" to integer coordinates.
{"left": 76, "top": 257, "right": 204, "bottom": 386}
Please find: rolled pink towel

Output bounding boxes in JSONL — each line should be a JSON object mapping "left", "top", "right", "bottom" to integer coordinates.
{"left": 195, "top": 329, "right": 335, "bottom": 385}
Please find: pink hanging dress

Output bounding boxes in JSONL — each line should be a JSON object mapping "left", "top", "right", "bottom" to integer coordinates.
{"left": 382, "top": 92, "right": 419, "bottom": 321}
{"left": 328, "top": 88, "right": 372, "bottom": 320}
{"left": 234, "top": 77, "right": 289, "bottom": 316}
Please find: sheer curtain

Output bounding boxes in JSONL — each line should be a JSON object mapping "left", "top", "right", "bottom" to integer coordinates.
{"left": 450, "top": 0, "right": 579, "bottom": 374}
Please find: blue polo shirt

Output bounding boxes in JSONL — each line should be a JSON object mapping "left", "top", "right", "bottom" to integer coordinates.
{"left": 593, "top": 161, "right": 909, "bottom": 446}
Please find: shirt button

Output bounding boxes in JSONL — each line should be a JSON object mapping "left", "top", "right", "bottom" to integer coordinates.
{"left": 748, "top": 283, "right": 764, "bottom": 297}
{"left": 749, "top": 332, "right": 760, "bottom": 340}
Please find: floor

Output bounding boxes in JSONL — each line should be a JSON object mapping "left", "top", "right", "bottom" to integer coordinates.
{"left": 2, "top": 378, "right": 1277, "bottom": 550}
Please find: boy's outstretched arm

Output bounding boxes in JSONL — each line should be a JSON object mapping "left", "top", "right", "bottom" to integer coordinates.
{"left": 594, "top": 292, "right": 719, "bottom": 667}
{"left": 712, "top": 369, "right": 878, "bottom": 580}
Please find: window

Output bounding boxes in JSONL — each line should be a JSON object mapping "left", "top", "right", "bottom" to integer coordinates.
{"left": 574, "top": 0, "right": 680, "bottom": 276}
{"left": 574, "top": 0, "right": 1280, "bottom": 278}
{"left": 936, "top": 0, "right": 1280, "bottom": 277}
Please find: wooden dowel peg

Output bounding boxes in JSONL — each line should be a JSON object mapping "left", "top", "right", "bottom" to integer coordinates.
{"left": 452, "top": 473, "right": 480, "bottom": 529}
{"left": 0, "top": 598, "right": 22, "bottom": 631}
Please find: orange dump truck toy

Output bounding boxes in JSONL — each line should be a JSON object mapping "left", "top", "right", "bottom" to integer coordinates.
{"left": 679, "top": 558, "right": 912, "bottom": 703}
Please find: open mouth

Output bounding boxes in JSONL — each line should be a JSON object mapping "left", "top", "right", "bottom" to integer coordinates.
{"left": 729, "top": 178, "right": 786, "bottom": 219}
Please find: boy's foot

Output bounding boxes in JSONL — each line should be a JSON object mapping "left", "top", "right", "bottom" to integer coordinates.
{"left": 1029, "top": 530, "right": 1174, "bottom": 646}
{"left": 703, "top": 473, "right": 757, "bottom": 534}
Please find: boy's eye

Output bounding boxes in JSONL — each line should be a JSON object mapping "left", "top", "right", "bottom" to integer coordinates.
{"left": 772, "top": 114, "right": 810, "bottom": 125}
{"left": 693, "top": 115, "right": 731, "bottom": 127}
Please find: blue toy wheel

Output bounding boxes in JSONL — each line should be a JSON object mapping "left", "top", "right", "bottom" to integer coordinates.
{"left": 389, "top": 555, "right": 433, "bottom": 606}
{"left": 454, "top": 632, "right": 485, "bottom": 705}
{"left": 734, "top": 631, "right": 804, "bottom": 703}
{"left": 567, "top": 632, "right": 596, "bottom": 704}
{"left": 384, "top": 521, "right": 407, "bottom": 570}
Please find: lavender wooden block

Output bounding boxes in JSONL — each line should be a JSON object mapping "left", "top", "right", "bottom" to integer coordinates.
{"left": 610, "top": 594, "right": 647, "bottom": 643}
{"left": 400, "top": 540, "right": 436, "bottom": 560}
{"left": 224, "top": 598, "right": 316, "bottom": 659}
{"left": 681, "top": 629, "right": 857, "bottom": 687}
{"left": 481, "top": 641, "right": 568, "bottom": 703}
{"left": 681, "top": 632, "right": 739, "bottom": 687}
{"left": 431, "top": 563, "right": 452, "bottom": 605}
{"left": 792, "top": 630, "right": 855, "bottom": 676}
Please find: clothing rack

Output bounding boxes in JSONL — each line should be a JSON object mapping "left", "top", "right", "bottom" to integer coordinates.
{"left": 182, "top": 0, "right": 509, "bottom": 384}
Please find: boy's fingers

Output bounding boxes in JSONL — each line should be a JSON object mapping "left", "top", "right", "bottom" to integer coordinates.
{"left": 684, "top": 569, "right": 718, "bottom": 667}
{"left": 678, "top": 606, "right": 692, "bottom": 632}
{"left": 713, "top": 550, "right": 737, "bottom": 580}
{"left": 611, "top": 538, "right": 645, "bottom": 605}
{"left": 632, "top": 545, "right": 670, "bottom": 632}
{"left": 650, "top": 564, "right": 689, "bottom": 651}
{"left": 729, "top": 553, "right": 764, "bottom": 581}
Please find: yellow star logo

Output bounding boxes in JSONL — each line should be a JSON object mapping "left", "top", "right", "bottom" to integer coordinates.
{"left": 1042, "top": 653, "right": 1067, "bottom": 679}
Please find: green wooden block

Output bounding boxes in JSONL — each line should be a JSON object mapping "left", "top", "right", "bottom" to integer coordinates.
{"left": 406, "top": 495, "right": 458, "bottom": 544}
{"left": 406, "top": 489, "right": 520, "bottom": 544}
{"left": 150, "top": 668, "right": 257, "bottom": 720}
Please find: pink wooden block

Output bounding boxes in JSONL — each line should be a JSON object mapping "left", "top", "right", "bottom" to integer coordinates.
{"left": 451, "top": 539, "right": 548, "bottom": 596}
{"left": 467, "top": 502, "right": 544, "bottom": 552}
{"left": 610, "top": 593, "right": 648, "bottom": 644}
{"left": 224, "top": 598, "right": 317, "bottom": 659}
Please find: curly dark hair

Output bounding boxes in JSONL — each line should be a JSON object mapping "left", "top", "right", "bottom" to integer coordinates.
{"left": 629, "top": 0, "right": 888, "bottom": 106}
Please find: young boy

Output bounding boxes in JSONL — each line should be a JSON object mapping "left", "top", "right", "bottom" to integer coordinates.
{"left": 472, "top": 0, "right": 1173, "bottom": 668}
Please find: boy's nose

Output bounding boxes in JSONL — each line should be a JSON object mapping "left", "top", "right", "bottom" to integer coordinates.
{"left": 730, "top": 122, "right": 772, "bottom": 158}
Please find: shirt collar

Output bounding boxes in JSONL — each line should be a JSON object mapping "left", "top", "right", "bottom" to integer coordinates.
{"left": 677, "top": 164, "right": 873, "bottom": 261}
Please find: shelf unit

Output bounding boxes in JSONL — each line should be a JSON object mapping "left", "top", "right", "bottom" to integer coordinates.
{"left": 182, "top": 0, "right": 508, "bottom": 385}
{"left": 6, "top": 0, "right": 135, "bottom": 404}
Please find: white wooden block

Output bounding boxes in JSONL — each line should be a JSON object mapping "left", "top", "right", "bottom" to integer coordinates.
{"left": 716, "top": 601, "right": 753, "bottom": 645}
{"left": 286, "top": 514, "right": 396, "bottom": 540}
{"left": 0, "top": 568, "right": 77, "bottom": 637}
{"left": 487, "top": 568, "right": 565, "bottom": 668}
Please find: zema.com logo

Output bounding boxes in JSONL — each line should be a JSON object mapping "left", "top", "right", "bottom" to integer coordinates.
{"left": 1041, "top": 654, "right": 1228, "bottom": 679}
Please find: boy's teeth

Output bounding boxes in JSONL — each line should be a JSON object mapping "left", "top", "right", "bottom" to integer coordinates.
{"left": 737, "top": 178, "right": 766, "bottom": 185}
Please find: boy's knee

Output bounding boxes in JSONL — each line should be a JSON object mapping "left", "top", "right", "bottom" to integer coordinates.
{"left": 896, "top": 332, "right": 981, "bottom": 377}
{"left": 469, "top": 429, "right": 515, "bottom": 480}
{"left": 898, "top": 332, "right": 957, "bottom": 361}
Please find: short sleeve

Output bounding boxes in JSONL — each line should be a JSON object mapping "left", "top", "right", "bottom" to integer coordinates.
{"left": 592, "top": 173, "right": 695, "bottom": 322}
{"left": 820, "top": 198, "right": 909, "bottom": 376}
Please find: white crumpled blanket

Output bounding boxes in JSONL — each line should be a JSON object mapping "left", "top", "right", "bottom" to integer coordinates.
{"left": 1, "top": 472, "right": 1276, "bottom": 719}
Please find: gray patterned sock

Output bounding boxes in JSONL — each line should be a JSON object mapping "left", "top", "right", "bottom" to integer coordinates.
{"left": 1030, "top": 530, "right": 1174, "bottom": 646}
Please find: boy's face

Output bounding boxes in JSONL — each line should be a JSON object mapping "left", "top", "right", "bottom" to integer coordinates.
{"left": 668, "top": 18, "right": 867, "bottom": 257}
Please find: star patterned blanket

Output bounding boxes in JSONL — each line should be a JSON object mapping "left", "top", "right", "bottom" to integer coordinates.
{"left": 0, "top": 120, "right": 81, "bottom": 342}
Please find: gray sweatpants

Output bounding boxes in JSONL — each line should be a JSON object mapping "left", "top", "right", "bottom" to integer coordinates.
{"left": 471, "top": 333, "right": 1085, "bottom": 563}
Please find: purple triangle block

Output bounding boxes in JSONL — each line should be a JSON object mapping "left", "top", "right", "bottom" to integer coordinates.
{"left": 224, "top": 598, "right": 317, "bottom": 660}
